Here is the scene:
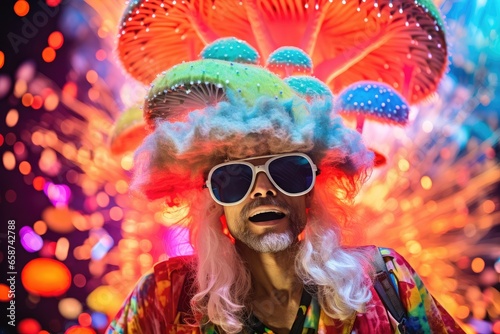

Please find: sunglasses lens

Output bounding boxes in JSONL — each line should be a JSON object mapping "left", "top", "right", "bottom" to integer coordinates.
{"left": 210, "top": 164, "right": 253, "bottom": 204}
{"left": 269, "top": 155, "right": 314, "bottom": 194}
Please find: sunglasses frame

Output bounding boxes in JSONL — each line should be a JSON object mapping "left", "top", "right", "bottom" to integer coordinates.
{"left": 205, "top": 153, "right": 318, "bottom": 206}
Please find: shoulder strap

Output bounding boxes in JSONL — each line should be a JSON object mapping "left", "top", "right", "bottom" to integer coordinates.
{"left": 372, "top": 247, "right": 409, "bottom": 333}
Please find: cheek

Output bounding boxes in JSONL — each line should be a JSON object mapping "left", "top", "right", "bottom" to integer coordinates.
{"left": 223, "top": 206, "right": 242, "bottom": 230}
{"left": 291, "top": 199, "right": 308, "bottom": 223}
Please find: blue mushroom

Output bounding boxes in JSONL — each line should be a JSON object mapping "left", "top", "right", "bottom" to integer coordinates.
{"left": 266, "top": 46, "right": 313, "bottom": 77}
{"left": 284, "top": 76, "right": 333, "bottom": 101}
{"left": 336, "top": 81, "right": 410, "bottom": 133}
{"left": 200, "top": 37, "right": 260, "bottom": 64}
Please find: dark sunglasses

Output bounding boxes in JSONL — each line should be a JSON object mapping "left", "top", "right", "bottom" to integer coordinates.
{"left": 205, "top": 153, "right": 319, "bottom": 206}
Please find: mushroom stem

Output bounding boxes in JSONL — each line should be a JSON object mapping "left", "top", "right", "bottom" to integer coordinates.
{"left": 300, "top": 2, "right": 331, "bottom": 55}
{"left": 187, "top": 3, "right": 219, "bottom": 45}
{"left": 402, "top": 63, "right": 415, "bottom": 101}
{"left": 315, "top": 27, "right": 390, "bottom": 87}
{"left": 244, "top": 0, "right": 276, "bottom": 59}
{"left": 356, "top": 114, "right": 365, "bottom": 134}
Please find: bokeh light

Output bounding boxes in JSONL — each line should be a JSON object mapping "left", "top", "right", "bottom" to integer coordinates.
{"left": 62, "top": 81, "right": 78, "bottom": 98}
{"left": 471, "top": 257, "right": 486, "bottom": 273}
{"left": 22, "top": 92, "right": 34, "bottom": 107}
{"left": 86, "top": 285, "right": 123, "bottom": 316}
{"left": 91, "top": 312, "right": 108, "bottom": 329}
{"left": 65, "top": 326, "right": 96, "bottom": 334}
{"left": 48, "top": 31, "right": 64, "bottom": 49}
{"left": 96, "top": 49, "right": 107, "bottom": 61}
{"left": 73, "top": 274, "right": 87, "bottom": 288}
{"left": 456, "top": 305, "right": 470, "bottom": 320}
{"left": 14, "top": 79, "right": 27, "bottom": 98}
{"left": 6, "top": 109, "right": 19, "bottom": 127}
{"left": 78, "top": 313, "right": 92, "bottom": 327}
{"left": 44, "top": 182, "right": 72, "bottom": 207}
{"left": 21, "top": 258, "right": 72, "bottom": 297}
{"left": 493, "top": 321, "right": 500, "bottom": 334}
{"left": 33, "top": 176, "right": 46, "bottom": 191}
{"left": 420, "top": 176, "right": 433, "bottom": 190}
{"left": 32, "top": 95, "right": 44, "bottom": 109}
{"left": 46, "top": 0, "right": 62, "bottom": 6}
{"left": 109, "top": 206, "right": 123, "bottom": 221}
{"left": 0, "top": 75, "right": 11, "bottom": 99}
{"left": 5, "top": 133, "right": 16, "bottom": 145}
{"left": 19, "top": 161, "right": 32, "bottom": 175}
{"left": 42, "top": 47, "right": 56, "bottom": 63}
{"left": 17, "top": 318, "right": 41, "bottom": 334}
{"left": 44, "top": 93, "right": 59, "bottom": 111}
{"left": 20, "top": 226, "right": 44, "bottom": 252}
{"left": 6, "top": 189, "right": 17, "bottom": 203}
{"left": 14, "top": 0, "right": 30, "bottom": 17}
{"left": 55, "top": 237, "right": 70, "bottom": 261}
{"left": 3, "top": 151, "right": 16, "bottom": 170}
{"left": 0, "top": 51, "right": 4, "bottom": 69}
{"left": 42, "top": 207, "right": 76, "bottom": 233}
{"left": 0, "top": 284, "right": 11, "bottom": 302}
{"left": 58, "top": 298, "right": 83, "bottom": 319}
{"left": 482, "top": 200, "right": 496, "bottom": 214}
{"left": 14, "top": 141, "right": 26, "bottom": 156}
{"left": 33, "top": 220, "right": 48, "bottom": 235}
{"left": 86, "top": 70, "right": 98, "bottom": 84}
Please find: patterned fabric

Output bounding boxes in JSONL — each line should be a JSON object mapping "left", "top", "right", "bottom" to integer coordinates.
{"left": 106, "top": 247, "right": 465, "bottom": 333}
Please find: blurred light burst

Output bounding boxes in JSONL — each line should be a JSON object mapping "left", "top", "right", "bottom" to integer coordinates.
{"left": 0, "top": 0, "right": 498, "bottom": 333}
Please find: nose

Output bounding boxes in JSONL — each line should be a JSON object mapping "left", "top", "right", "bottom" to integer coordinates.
{"left": 250, "top": 171, "right": 277, "bottom": 199}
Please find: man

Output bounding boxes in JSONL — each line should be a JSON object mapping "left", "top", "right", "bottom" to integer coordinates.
{"left": 107, "top": 58, "right": 464, "bottom": 333}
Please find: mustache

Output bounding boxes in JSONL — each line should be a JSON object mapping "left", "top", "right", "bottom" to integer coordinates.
{"left": 240, "top": 197, "right": 291, "bottom": 218}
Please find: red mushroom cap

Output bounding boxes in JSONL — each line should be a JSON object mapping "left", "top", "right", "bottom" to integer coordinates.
{"left": 118, "top": 0, "right": 447, "bottom": 104}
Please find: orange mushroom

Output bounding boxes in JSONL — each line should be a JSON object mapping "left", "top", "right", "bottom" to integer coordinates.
{"left": 118, "top": 0, "right": 447, "bottom": 103}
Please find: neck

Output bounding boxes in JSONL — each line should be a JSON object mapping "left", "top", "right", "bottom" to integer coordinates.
{"left": 236, "top": 241, "right": 302, "bottom": 303}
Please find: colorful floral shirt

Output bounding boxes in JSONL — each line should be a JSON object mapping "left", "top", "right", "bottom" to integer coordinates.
{"left": 107, "top": 247, "right": 464, "bottom": 333}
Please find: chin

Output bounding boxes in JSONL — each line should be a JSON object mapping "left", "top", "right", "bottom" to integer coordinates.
{"left": 246, "top": 230, "right": 295, "bottom": 253}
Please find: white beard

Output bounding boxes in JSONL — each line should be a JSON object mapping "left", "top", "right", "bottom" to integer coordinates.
{"left": 240, "top": 229, "right": 294, "bottom": 253}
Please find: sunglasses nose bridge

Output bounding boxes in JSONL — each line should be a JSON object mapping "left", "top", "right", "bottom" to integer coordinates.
{"left": 250, "top": 165, "right": 277, "bottom": 199}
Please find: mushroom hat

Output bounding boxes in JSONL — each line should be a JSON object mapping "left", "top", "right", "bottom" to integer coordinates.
{"left": 131, "top": 56, "right": 374, "bottom": 204}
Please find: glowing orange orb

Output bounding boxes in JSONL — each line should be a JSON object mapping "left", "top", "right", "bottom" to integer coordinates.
{"left": 48, "top": 31, "right": 64, "bottom": 50}
{"left": 42, "top": 206, "right": 76, "bottom": 233}
{"left": 33, "top": 176, "right": 46, "bottom": 191}
{"left": 0, "top": 283, "right": 11, "bottom": 301}
{"left": 65, "top": 326, "right": 96, "bottom": 334}
{"left": 18, "top": 318, "right": 41, "bottom": 334}
{"left": 42, "top": 47, "right": 56, "bottom": 63}
{"left": 21, "top": 258, "right": 71, "bottom": 297}
{"left": 14, "top": 0, "right": 30, "bottom": 17}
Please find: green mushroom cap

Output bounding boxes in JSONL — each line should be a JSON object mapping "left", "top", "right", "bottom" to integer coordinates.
{"left": 145, "top": 59, "right": 308, "bottom": 129}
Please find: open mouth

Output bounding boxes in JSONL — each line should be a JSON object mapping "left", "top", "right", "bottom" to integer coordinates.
{"left": 249, "top": 210, "right": 286, "bottom": 223}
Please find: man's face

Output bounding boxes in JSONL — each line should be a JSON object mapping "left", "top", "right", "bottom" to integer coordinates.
{"left": 220, "top": 156, "right": 309, "bottom": 253}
